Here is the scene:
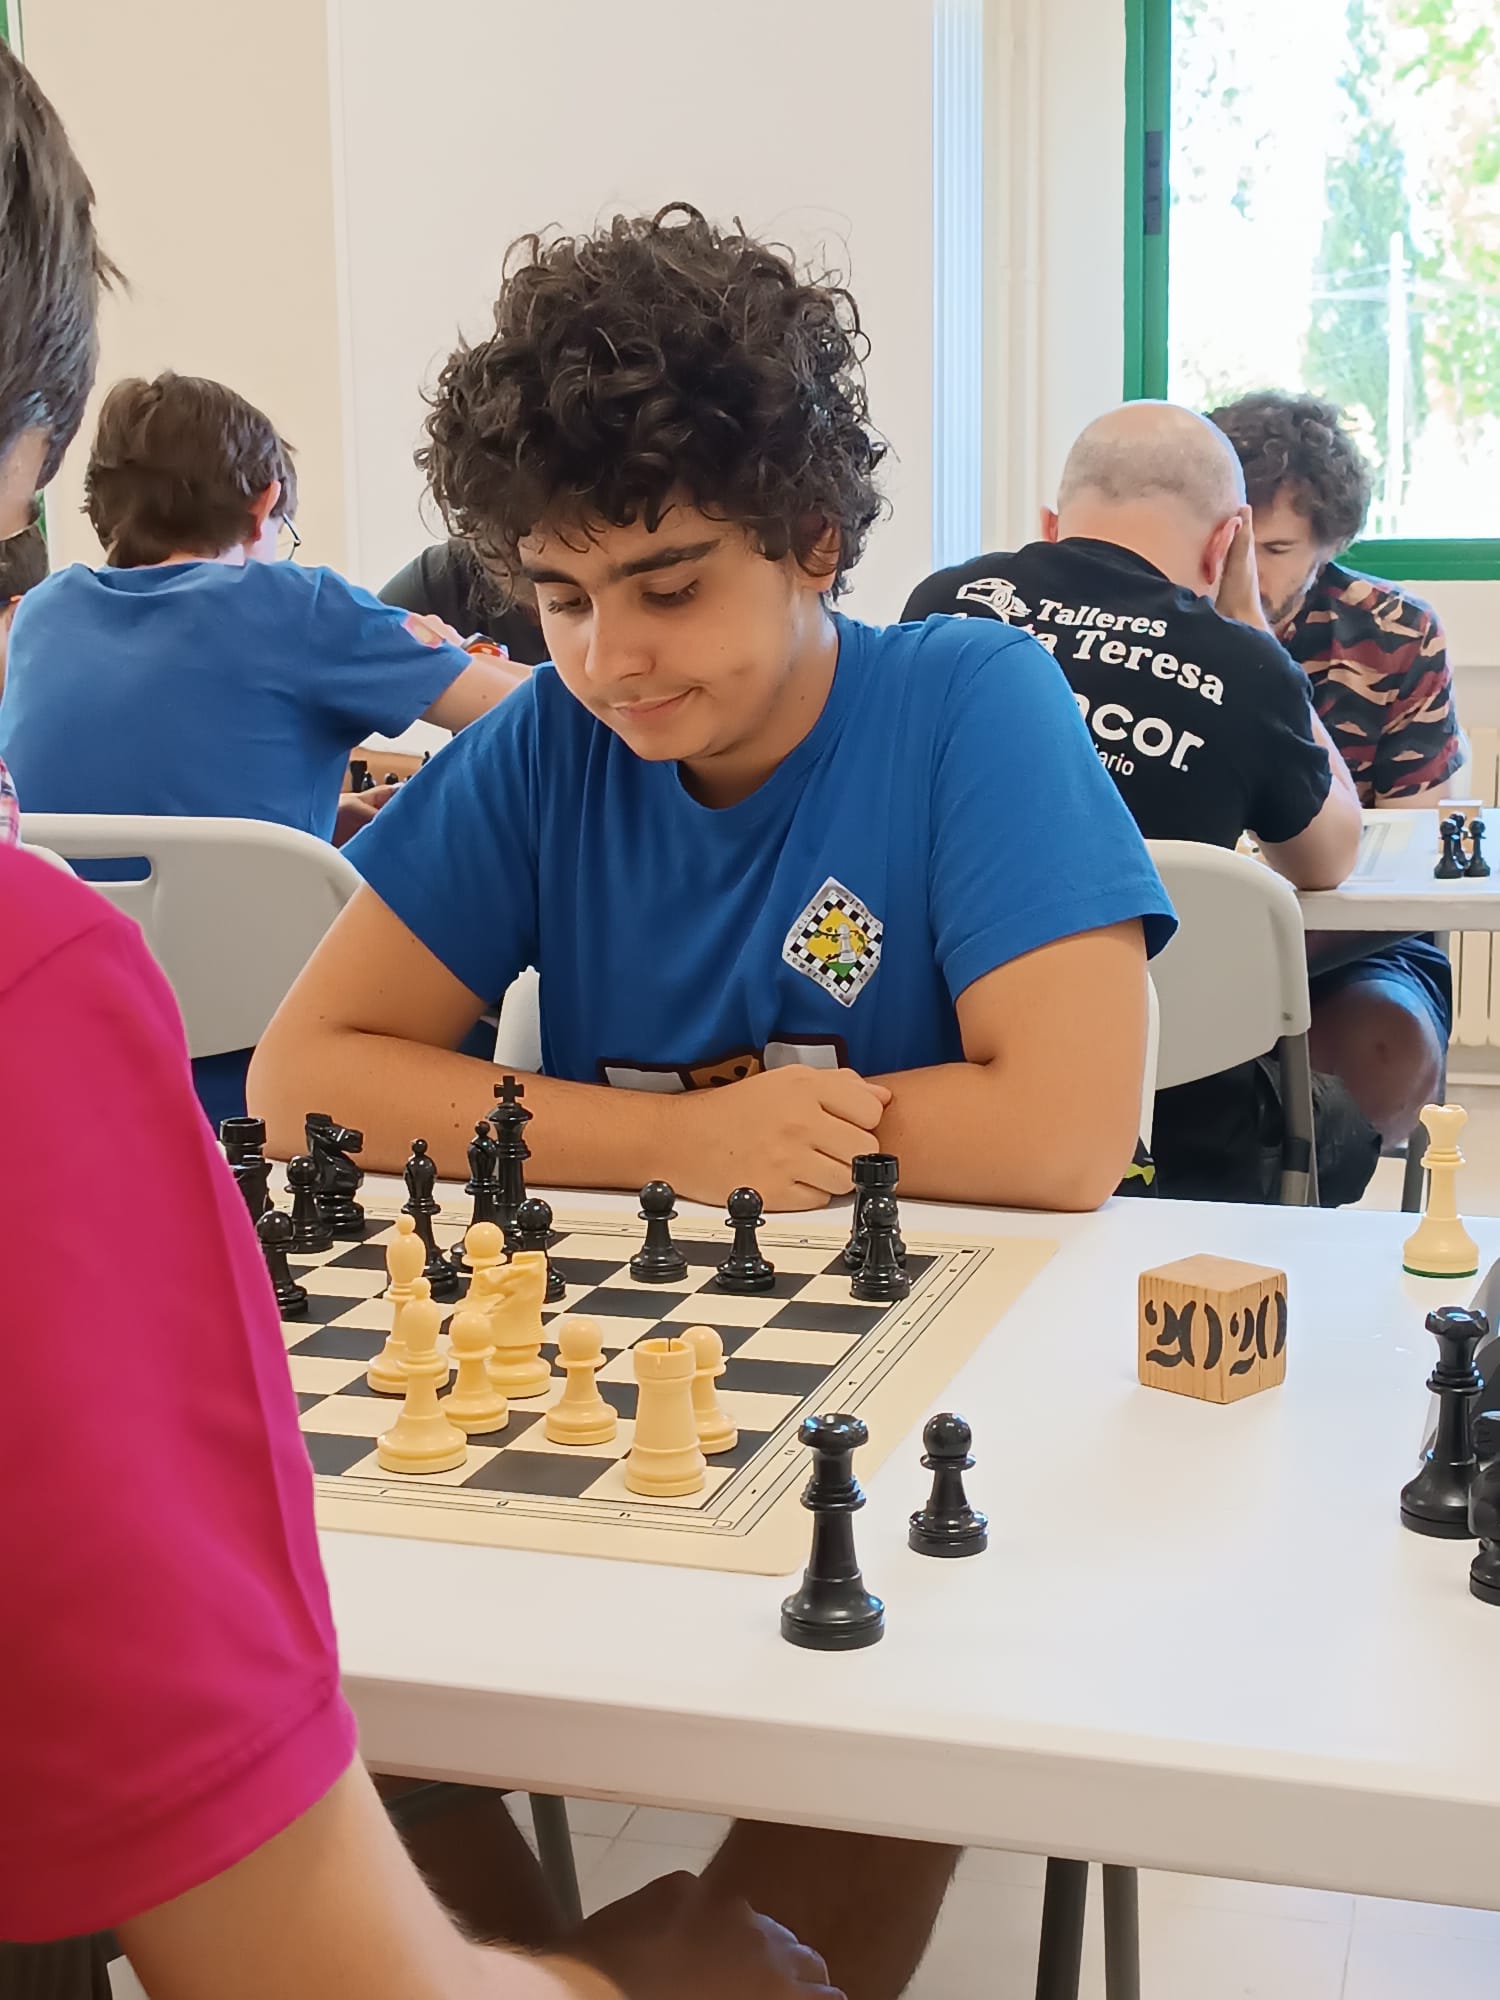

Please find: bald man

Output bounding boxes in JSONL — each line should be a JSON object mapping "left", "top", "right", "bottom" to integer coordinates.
{"left": 904, "top": 402, "right": 1376, "bottom": 1203}
{"left": 905, "top": 402, "right": 1361, "bottom": 883}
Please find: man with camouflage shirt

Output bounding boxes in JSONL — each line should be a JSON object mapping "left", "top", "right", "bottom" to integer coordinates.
{"left": 1211, "top": 391, "right": 1462, "bottom": 1148}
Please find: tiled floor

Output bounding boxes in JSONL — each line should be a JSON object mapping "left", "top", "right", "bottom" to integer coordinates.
{"left": 110, "top": 1091, "right": 1500, "bottom": 1999}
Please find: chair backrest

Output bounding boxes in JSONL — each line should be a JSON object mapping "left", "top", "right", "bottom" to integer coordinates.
{"left": 1145, "top": 840, "right": 1310, "bottom": 1090}
{"left": 19, "top": 813, "right": 359, "bottom": 1059}
{"left": 1141, "top": 973, "right": 1160, "bottom": 1148}
{"left": 493, "top": 965, "right": 543, "bottom": 1073}
{"left": 17, "top": 839, "right": 75, "bottom": 875}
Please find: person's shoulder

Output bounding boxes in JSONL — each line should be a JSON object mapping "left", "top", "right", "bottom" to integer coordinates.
{"left": 0, "top": 849, "right": 141, "bottom": 1004}
{"left": 12, "top": 561, "right": 97, "bottom": 625}
{"left": 860, "top": 605, "right": 1039, "bottom": 676}
{"left": 1323, "top": 560, "right": 1443, "bottom": 635}
{"left": 902, "top": 549, "right": 1027, "bottom": 620}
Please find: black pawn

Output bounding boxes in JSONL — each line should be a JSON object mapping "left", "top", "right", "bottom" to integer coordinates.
{"left": 402, "top": 1138, "right": 459, "bottom": 1300}
{"left": 1469, "top": 1413, "right": 1500, "bottom": 1605}
{"left": 285, "top": 1154, "right": 333, "bottom": 1254}
{"left": 515, "top": 1196, "right": 566, "bottom": 1303}
{"left": 257, "top": 1208, "right": 308, "bottom": 1317}
{"left": 842, "top": 1153, "right": 905, "bottom": 1271}
{"left": 715, "top": 1186, "right": 776, "bottom": 1294}
{"left": 630, "top": 1180, "right": 688, "bottom": 1283}
{"left": 781, "top": 1414, "right": 885, "bottom": 1651}
{"left": 1466, "top": 818, "right": 1491, "bottom": 878}
{"left": 1401, "top": 1304, "right": 1488, "bottom": 1536}
{"left": 1435, "top": 814, "right": 1466, "bottom": 879}
{"left": 851, "top": 1193, "right": 910, "bottom": 1303}
{"left": 908, "top": 1413, "right": 988, "bottom": 1558}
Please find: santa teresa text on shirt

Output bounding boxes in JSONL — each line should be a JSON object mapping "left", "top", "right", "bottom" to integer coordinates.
{"left": 955, "top": 575, "right": 1224, "bottom": 778}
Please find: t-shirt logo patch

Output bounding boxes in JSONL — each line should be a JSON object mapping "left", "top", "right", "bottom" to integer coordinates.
{"left": 782, "top": 878, "right": 883, "bottom": 1007}
{"left": 955, "top": 575, "right": 1030, "bottom": 622}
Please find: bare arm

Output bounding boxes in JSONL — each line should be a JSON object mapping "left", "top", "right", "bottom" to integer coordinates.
{"left": 424, "top": 655, "right": 528, "bottom": 732}
{"left": 251, "top": 894, "right": 1144, "bottom": 1212}
{"left": 1255, "top": 705, "right": 1363, "bottom": 891}
{"left": 870, "top": 921, "right": 1150, "bottom": 1211}
{"left": 119, "top": 1762, "right": 615, "bottom": 2000}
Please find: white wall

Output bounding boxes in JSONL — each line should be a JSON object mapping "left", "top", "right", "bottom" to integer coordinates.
{"left": 18, "top": 0, "right": 1496, "bottom": 680}
{"left": 327, "top": 0, "right": 942, "bottom": 620}
{"left": 18, "top": 0, "right": 347, "bottom": 572}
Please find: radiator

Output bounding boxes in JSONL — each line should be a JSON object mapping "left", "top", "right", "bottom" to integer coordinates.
{"left": 1453, "top": 727, "right": 1500, "bottom": 1050}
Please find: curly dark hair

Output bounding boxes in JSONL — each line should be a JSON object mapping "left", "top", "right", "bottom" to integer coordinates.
{"left": 419, "top": 204, "right": 886, "bottom": 599}
{"left": 85, "top": 372, "right": 297, "bottom": 567}
{"left": 1207, "top": 391, "right": 1372, "bottom": 551}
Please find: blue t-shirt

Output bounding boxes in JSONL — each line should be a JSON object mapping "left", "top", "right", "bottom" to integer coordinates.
{"left": 0, "top": 560, "right": 468, "bottom": 840}
{"left": 349, "top": 613, "right": 1175, "bottom": 1088}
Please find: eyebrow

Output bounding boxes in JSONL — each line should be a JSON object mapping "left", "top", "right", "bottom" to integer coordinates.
{"left": 521, "top": 537, "right": 722, "bottom": 587}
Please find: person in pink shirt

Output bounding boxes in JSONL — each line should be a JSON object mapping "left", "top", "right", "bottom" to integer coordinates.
{"left": 0, "top": 43, "right": 837, "bottom": 2000}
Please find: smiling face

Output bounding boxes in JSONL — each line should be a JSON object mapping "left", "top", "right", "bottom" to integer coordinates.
{"left": 520, "top": 502, "right": 840, "bottom": 805}
{"left": 1251, "top": 489, "right": 1339, "bottom": 630}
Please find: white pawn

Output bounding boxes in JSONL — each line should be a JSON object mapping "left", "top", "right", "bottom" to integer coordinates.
{"left": 366, "top": 1215, "right": 426, "bottom": 1394}
{"left": 544, "top": 1316, "right": 617, "bottom": 1446}
{"left": 682, "top": 1324, "right": 737, "bottom": 1454}
{"left": 465, "top": 1219, "right": 508, "bottom": 1314}
{"left": 377, "top": 1292, "right": 467, "bottom": 1475}
{"left": 445, "top": 1306, "right": 509, "bottom": 1436}
{"left": 487, "top": 1249, "right": 553, "bottom": 1399}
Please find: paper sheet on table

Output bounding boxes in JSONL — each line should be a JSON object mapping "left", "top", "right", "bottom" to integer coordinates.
{"left": 1351, "top": 817, "right": 1414, "bottom": 882}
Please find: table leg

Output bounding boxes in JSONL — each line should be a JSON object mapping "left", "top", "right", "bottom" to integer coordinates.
{"left": 529, "top": 1793, "right": 583, "bottom": 1927}
{"left": 1102, "top": 1864, "right": 1141, "bottom": 2000}
{"left": 1034, "top": 1857, "right": 1088, "bottom": 2000}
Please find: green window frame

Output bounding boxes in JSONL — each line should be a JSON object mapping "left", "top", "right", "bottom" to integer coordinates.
{"left": 1123, "top": 0, "right": 1500, "bottom": 582}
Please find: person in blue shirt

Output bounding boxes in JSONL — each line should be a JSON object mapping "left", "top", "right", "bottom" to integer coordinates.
{"left": 255, "top": 205, "right": 1173, "bottom": 1218}
{"left": 0, "top": 370, "right": 521, "bottom": 844}
{"left": 251, "top": 200, "right": 1175, "bottom": 1999}
{"left": 0, "top": 370, "right": 523, "bottom": 1125}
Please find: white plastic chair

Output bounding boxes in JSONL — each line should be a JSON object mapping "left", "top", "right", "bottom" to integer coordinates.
{"left": 19, "top": 813, "right": 359, "bottom": 1058}
{"left": 1145, "top": 840, "right": 1317, "bottom": 1205}
{"left": 1141, "top": 974, "right": 1160, "bottom": 1150}
{"left": 493, "top": 965, "right": 543, "bottom": 1073}
{"left": 17, "top": 839, "right": 75, "bottom": 875}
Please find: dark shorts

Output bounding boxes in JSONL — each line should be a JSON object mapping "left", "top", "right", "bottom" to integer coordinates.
{"left": 1307, "top": 933, "right": 1454, "bottom": 1046}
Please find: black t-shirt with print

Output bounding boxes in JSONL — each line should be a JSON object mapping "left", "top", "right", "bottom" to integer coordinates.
{"left": 903, "top": 538, "right": 1331, "bottom": 851}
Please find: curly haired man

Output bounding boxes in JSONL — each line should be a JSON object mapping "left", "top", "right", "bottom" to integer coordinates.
{"left": 253, "top": 206, "right": 1174, "bottom": 1228}
{"left": 1211, "top": 392, "right": 1463, "bottom": 1147}
{"left": 248, "top": 199, "right": 1180, "bottom": 1997}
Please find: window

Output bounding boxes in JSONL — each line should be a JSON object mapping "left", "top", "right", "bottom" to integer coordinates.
{"left": 1126, "top": 0, "right": 1500, "bottom": 578}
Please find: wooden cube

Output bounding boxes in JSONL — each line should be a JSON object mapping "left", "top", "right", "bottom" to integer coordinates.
{"left": 1138, "top": 1255, "right": 1287, "bottom": 1403}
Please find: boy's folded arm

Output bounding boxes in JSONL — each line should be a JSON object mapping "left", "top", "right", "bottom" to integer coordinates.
{"left": 870, "top": 920, "right": 1151, "bottom": 1213}
{"left": 249, "top": 885, "right": 683, "bottom": 1189}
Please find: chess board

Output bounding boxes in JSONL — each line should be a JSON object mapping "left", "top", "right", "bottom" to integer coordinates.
{"left": 287, "top": 1200, "right": 1055, "bottom": 1574}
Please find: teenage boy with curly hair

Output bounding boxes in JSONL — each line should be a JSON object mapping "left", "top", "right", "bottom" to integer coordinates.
{"left": 253, "top": 206, "right": 1174, "bottom": 1229}
{"left": 1210, "top": 391, "right": 1463, "bottom": 1146}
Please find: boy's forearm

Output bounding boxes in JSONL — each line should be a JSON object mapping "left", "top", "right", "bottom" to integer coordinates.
{"left": 251, "top": 1029, "right": 680, "bottom": 1190}
{"left": 871, "top": 1060, "right": 1131, "bottom": 1212}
